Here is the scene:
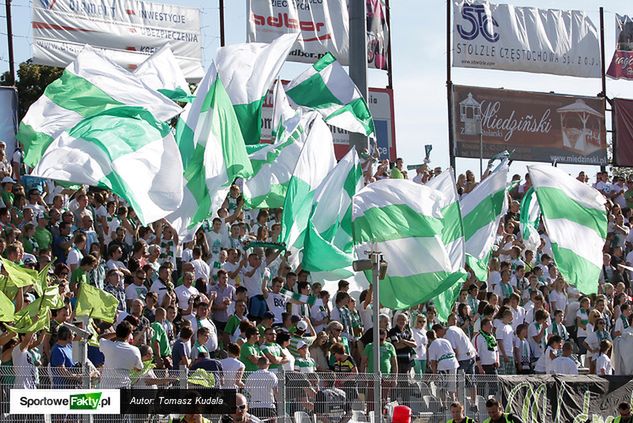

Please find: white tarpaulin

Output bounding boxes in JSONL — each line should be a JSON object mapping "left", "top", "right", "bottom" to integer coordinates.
{"left": 452, "top": 1, "right": 601, "bottom": 78}
{"left": 0, "top": 87, "right": 18, "bottom": 157}
{"left": 32, "top": 0, "right": 203, "bottom": 80}
{"left": 247, "top": 0, "right": 389, "bottom": 70}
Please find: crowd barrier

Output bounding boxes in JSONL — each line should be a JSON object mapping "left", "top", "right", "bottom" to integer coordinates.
{"left": 0, "top": 366, "right": 631, "bottom": 423}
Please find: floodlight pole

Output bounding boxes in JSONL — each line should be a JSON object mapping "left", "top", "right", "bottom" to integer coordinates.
{"left": 349, "top": 0, "right": 369, "bottom": 154}
{"left": 371, "top": 251, "right": 382, "bottom": 418}
{"left": 5, "top": 0, "right": 15, "bottom": 85}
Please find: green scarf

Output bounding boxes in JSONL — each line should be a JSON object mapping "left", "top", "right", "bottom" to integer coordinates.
{"left": 480, "top": 330, "right": 497, "bottom": 350}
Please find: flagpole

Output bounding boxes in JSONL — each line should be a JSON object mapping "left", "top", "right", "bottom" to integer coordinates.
{"left": 599, "top": 6, "right": 608, "bottom": 172}
{"left": 446, "top": 0, "right": 456, "bottom": 176}
{"left": 4, "top": 0, "right": 15, "bottom": 85}
{"left": 349, "top": 0, "right": 369, "bottom": 155}
{"left": 219, "top": 0, "right": 225, "bottom": 47}
{"left": 385, "top": 0, "right": 394, "bottom": 89}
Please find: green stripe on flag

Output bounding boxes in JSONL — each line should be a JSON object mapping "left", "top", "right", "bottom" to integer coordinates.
{"left": 16, "top": 124, "right": 55, "bottom": 168}
{"left": 534, "top": 187, "right": 607, "bottom": 239}
{"left": 233, "top": 96, "right": 266, "bottom": 145}
{"left": 46, "top": 70, "right": 124, "bottom": 115}
{"left": 462, "top": 189, "right": 506, "bottom": 240}
{"left": 551, "top": 243, "right": 600, "bottom": 295}
{"left": 325, "top": 97, "right": 375, "bottom": 135}
{"left": 440, "top": 203, "right": 463, "bottom": 245}
{"left": 286, "top": 73, "right": 343, "bottom": 109}
{"left": 247, "top": 181, "right": 290, "bottom": 209}
{"left": 353, "top": 204, "right": 443, "bottom": 244}
{"left": 313, "top": 52, "right": 337, "bottom": 71}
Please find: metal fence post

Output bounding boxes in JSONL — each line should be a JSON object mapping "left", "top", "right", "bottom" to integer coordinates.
{"left": 277, "top": 370, "right": 285, "bottom": 420}
{"left": 179, "top": 364, "right": 187, "bottom": 388}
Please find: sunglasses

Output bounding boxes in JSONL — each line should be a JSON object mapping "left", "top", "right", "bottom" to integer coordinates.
{"left": 236, "top": 404, "right": 247, "bottom": 411}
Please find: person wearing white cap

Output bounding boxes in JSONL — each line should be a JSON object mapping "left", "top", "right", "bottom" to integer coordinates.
{"left": 0, "top": 149, "right": 11, "bottom": 180}
{"left": 294, "top": 340, "right": 316, "bottom": 373}
{"left": 288, "top": 318, "right": 316, "bottom": 358}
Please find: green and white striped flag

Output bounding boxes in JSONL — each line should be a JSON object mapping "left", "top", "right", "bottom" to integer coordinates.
{"left": 302, "top": 147, "right": 363, "bottom": 277}
{"left": 528, "top": 165, "right": 607, "bottom": 294}
{"left": 280, "top": 113, "right": 337, "bottom": 261}
{"left": 242, "top": 109, "right": 310, "bottom": 209}
{"left": 134, "top": 45, "right": 192, "bottom": 102}
{"left": 167, "top": 63, "right": 254, "bottom": 239}
{"left": 17, "top": 45, "right": 181, "bottom": 168}
{"left": 216, "top": 33, "right": 298, "bottom": 144}
{"left": 286, "top": 53, "right": 375, "bottom": 138}
{"left": 426, "top": 169, "right": 467, "bottom": 321}
{"left": 352, "top": 179, "right": 458, "bottom": 310}
{"left": 520, "top": 187, "right": 541, "bottom": 253}
{"left": 32, "top": 107, "right": 183, "bottom": 225}
{"left": 460, "top": 164, "right": 509, "bottom": 282}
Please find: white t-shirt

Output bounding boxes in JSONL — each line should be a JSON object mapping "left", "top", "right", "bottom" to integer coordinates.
{"left": 149, "top": 279, "right": 169, "bottom": 306}
{"left": 428, "top": 338, "right": 459, "bottom": 371}
{"left": 223, "top": 261, "right": 240, "bottom": 286}
{"left": 245, "top": 370, "right": 278, "bottom": 409}
{"left": 411, "top": 327, "right": 427, "bottom": 360}
{"left": 66, "top": 247, "right": 83, "bottom": 268}
{"left": 595, "top": 353, "right": 613, "bottom": 375}
{"left": 576, "top": 309, "right": 590, "bottom": 338}
{"left": 174, "top": 284, "right": 200, "bottom": 309}
{"left": 12, "top": 346, "right": 37, "bottom": 389}
{"left": 281, "top": 348, "right": 295, "bottom": 372}
{"left": 99, "top": 339, "right": 143, "bottom": 388}
{"left": 474, "top": 332, "right": 498, "bottom": 366}
{"left": 495, "top": 322, "right": 514, "bottom": 356}
{"left": 106, "top": 259, "right": 127, "bottom": 272}
{"left": 206, "top": 231, "right": 226, "bottom": 259}
{"left": 241, "top": 264, "right": 269, "bottom": 297}
{"left": 528, "top": 322, "right": 546, "bottom": 359}
{"left": 265, "top": 292, "right": 286, "bottom": 325}
{"left": 549, "top": 290, "right": 567, "bottom": 314}
{"left": 511, "top": 306, "right": 526, "bottom": 331}
{"left": 219, "top": 357, "right": 245, "bottom": 388}
{"left": 444, "top": 326, "right": 476, "bottom": 361}
{"left": 534, "top": 346, "right": 557, "bottom": 373}
{"left": 550, "top": 356, "right": 578, "bottom": 375}
{"left": 125, "top": 283, "right": 148, "bottom": 302}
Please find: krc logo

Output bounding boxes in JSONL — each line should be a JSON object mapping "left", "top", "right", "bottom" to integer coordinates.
{"left": 457, "top": 4, "right": 499, "bottom": 42}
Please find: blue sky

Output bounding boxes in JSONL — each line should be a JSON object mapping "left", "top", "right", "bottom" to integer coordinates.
{"left": 2, "top": 0, "right": 633, "bottom": 179}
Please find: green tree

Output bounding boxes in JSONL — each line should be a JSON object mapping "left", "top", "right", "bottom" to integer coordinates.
{"left": 1, "top": 60, "right": 63, "bottom": 120}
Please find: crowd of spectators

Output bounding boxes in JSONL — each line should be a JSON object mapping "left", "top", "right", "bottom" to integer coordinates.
{"left": 0, "top": 148, "right": 631, "bottom": 418}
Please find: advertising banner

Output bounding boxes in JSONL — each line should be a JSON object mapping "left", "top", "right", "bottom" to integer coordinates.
{"left": 452, "top": 85, "right": 607, "bottom": 165}
{"left": 32, "top": 0, "right": 203, "bottom": 80}
{"left": 0, "top": 87, "right": 18, "bottom": 157}
{"left": 499, "top": 375, "right": 633, "bottom": 423}
{"left": 453, "top": 1, "right": 601, "bottom": 78}
{"left": 607, "top": 14, "right": 633, "bottom": 80}
{"left": 613, "top": 98, "right": 633, "bottom": 166}
{"left": 247, "top": 0, "right": 389, "bottom": 70}
{"left": 260, "top": 84, "right": 396, "bottom": 161}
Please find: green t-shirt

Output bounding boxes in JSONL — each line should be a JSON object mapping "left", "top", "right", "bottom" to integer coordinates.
{"left": 260, "top": 342, "right": 283, "bottom": 369}
{"left": 71, "top": 267, "right": 88, "bottom": 287}
{"left": 626, "top": 189, "right": 633, "bottom": 209}
{"left": 363, "top": 342, "right": 397, "bottom": 374}
{"left": 150, "top": 321, "right": 171, "bottom": 357}
{"left": 240, "top": 342, "right": 261, "bottom": 372}
{"left": 224, "top": 315, "right": 242, "bottom": 337}
{"left": 22, "top": 236, "right": 39, "bottom": 254}
{"left": 34, "top": 227, "right": 53, "bottom": 250}
{"left": 294, "top": 356, "right": 316, "bottom": 372}
{"left": 1, "top": 191, "right": 14, "bottom": 208}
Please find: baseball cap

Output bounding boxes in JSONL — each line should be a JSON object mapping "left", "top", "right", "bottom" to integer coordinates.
{"left": 262, "top": 311, "right": 275, "bottom": 320}
{"left": 37, "top": 211, "right": 49, "bottom": 220}
{"left": 296, "top": 340, "right": 308, "bottom": 350}
{"left": 295, "top": 320, "right": 308, "bottom": 332}
{"left": 1, "top": 176, "right": 14, "bottom": 184}
{"left": 23, "top": 256, "right": 37, "bottom": 266}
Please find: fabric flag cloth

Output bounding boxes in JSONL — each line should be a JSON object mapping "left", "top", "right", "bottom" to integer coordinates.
{"left": 286, "top": 52, "right": 375, "bottom": 138}
{"left": 216, "top": 33, "right": 298, "bottom": 144}
{"left": 520, "top": 187, "right": 542, "bottom": 253}
{"left": 280, "top": 113, "right": 337, "bottom": 264}
{"left": 528, "top": 165, "right": 607, "bottom": 294}
{"left": 167, "top": 62, "right": 254, "bottom": 239}
{"left": 0, "top": 290, "right": 14, "bottom": 322}
{"left": 5, "top": 298, "right": 50, "bottom": 333}
{"left": 270, "top": 79, "right": 296, "bottom": 140}
{"left": 302, "top": 147, "right": 363, "bottom": 277}
{"left": 134, "top": 45, "right": 192, "bottom": 102}
{"left": 31, "top": 107, "right": 184, "bottom": 226}
{"left": 17, "top": 45, "right": 181, "bottom": 168}
{"left": 1, "top": 258, "right": 37, "bottom": 289}
{"left": 352, "top": 179, "right": 458, "bottom": 310}
{"left": 426, "top": 169, "right": 467, "bottom": 321}
{"left": 461, "top": 164, "right": 510, "bottom": 282}
{"left": 243, "top": 109, "right": 310, "bottom": 209}
{"left": 75, "top": 283, "right": 119, "bottom": 323}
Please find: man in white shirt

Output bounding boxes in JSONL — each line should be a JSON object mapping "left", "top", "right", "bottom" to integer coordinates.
{"left": 99, "top": 321, "right": 143, "bottom": 388}
{"left": 224, "top": 248, "right": 245, "bottom": 287}
{"left": 474, "top": 318, "right": 499, "bottom": 375}
{"left": 244, "top": 357, "right": 278, "bottom": 421}
{"left": 184, "top": 299, "right": 219, "bottom": 355}
{"left": 190, "top": 246, "right": 210, "bottom": 282}
{"left": 174, "top": 271, "right": 200, "bottom": 311}
{"left": 262, "top": 276, "right": 286, "bottom": 325}
{"left": 427, "top": 329, "right": 459, "bottom": 401}
{"left": 508, "top": 293, "right": 526, "bottom": 331}
{"left": 204, "top": 217, "right": 228, "bottom": 260}
{"left": 149, "top": 265, "right": 172, "bottom": 308}
{"left": 550, "top": 342, "right": 578, "bottom": 375}
{"left": 495, "top": 309, "right": 515, "bottom": 375}
{"left": 241, "top": 252, "right": 270, "bottom": 319}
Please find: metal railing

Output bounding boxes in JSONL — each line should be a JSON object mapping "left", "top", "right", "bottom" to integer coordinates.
{"left": 0, "top": 366, "right": 503, "bottom": 423}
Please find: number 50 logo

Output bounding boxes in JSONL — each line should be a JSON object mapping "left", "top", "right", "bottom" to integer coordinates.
{"left": 457, "top": 4, "right": 500, "bottom": 42}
